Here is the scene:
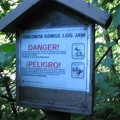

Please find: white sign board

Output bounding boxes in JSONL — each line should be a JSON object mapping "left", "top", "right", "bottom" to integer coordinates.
{"left": 18, "top": 27, "right": 91, "bottom": 92}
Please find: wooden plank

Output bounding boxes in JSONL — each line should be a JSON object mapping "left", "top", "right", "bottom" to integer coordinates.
{"left": 19, "top": 87, "right": 93, "bottom": 114}
{"left": 55, "top": 0, "right": 112, "bottom": 29}
{"left": 47, "top": 111, "right": 71, "bottom": 120}
{"left": 0, "top": 0, "right": 112, "bottom": 32}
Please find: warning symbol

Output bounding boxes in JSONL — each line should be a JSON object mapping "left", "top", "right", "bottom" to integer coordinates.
{"left": 72, "top": 43, "right": 85, "bottom": 59}
{"left": 71, "top": 62, "right": 84, "bottom": 78}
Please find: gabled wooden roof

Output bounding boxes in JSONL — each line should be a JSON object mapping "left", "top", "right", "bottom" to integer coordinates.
{"left": 0, "top": 0, "right": 112, "bottom": 33}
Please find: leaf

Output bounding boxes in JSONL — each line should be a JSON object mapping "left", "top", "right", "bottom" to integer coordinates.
{"left": 0, "top": 50, "right": 4, "bottom": 67}
{"left": 95, "top": 72, "right": 109, "bottom": 81}
{"left": 1, "top": 2, "right": 10, "bottom": 11}
{"left": 113, "top": 5, "right": 120, "bottom": 28}
{"left": 109, "top": 87, "right": 120, "bottom": 97}
{"left": 95, "top": 42, "right": 102, "bottom": 50}
{"left": 0, "top": 97, "right": 8, "bottom": 105}
{"left": 101, "top": 57, "right": 114, "bottom": 68}
{"left": 0, "top": 50, "right": 15, "bottom": 67}
{"left": 96, "top": 81, "right": 110, "bottom": 93}
{"left": 4, "top": 52, "right": 15, "bottom": 67}
{"left": 92, "top": 0, "right": 98, "bottom": 5}
{"left": 113, "top": 103, "right": 120, "bottom": 115}
{"left": 102, "top": 0, "right": 114, "bottom": 6}
{"left": 95, "top": 102, "right": 113, "bottom": 111}
{"left": 0, "top": 43, "right": 15, "bottom": 52}
{"left": 0, "top": 77, "right": 9, "bottom": 85}
{"left": 106, "top": 41, "right": 116, "bottom": 47}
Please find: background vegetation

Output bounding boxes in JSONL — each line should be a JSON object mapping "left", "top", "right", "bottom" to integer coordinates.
{"left": 0, "top": 0, "right": 120, "bottom": 119}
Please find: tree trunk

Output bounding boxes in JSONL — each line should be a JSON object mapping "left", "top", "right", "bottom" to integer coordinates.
{"left": 103, "top": 29, "right": 116, "bottom": 73}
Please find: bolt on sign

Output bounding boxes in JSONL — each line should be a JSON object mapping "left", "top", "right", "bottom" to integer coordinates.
{"left": 0, "top": 0, "right": 112, "bottom": 115}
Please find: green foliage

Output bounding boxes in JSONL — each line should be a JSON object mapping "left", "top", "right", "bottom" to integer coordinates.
{"left": 0, "top": 0, "right": 120, "bottom": 120}
{"left": 113, "top": 5, "right": 120, "bottom": 28}
{"left": 101, "top": 0, "right": 114, "bottom": 6}
{"left": 0, "top": 76, "right": 9, "bottom": 86}
{"left": 0, "top": 50, "right": 4, "bottom": 67}
{"left": 101, "top": 57, "right": 114, "bottom": 68}
{"left": 1, "top": 1, "right": 10, "bottom": 11}
{"left": 0, "top": 51, "right": 15, "bottom": 68}
{"left": 0, "top": 42, "right": 15, "bottom": 52}
{"left": 18, "top": 108, "right": 46, "bottom": 120}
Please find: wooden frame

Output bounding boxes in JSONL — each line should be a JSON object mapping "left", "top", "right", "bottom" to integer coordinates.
{"left": 16, "top": 7, "right": 95, "bottom": 114}
{"left": 0, "top": 0, "right": 111, "bottom": 32}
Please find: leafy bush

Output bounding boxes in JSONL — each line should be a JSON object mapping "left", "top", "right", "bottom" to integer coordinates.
{"left": 0, "top": 0, "right": 120, "bottom": 120}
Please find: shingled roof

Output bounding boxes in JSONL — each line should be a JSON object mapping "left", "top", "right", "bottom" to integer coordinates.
{"left": 0, "top": 0, "right": 112, "bottom": 33}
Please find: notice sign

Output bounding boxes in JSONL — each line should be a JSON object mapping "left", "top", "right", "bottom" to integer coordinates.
{"left": 19, "top": 27, "right": 91, "bottom": 92}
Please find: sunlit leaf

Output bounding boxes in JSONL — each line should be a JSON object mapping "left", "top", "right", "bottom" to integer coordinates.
{"left": 0, "top": 43, "right": 15, "bottom": 52}
{"left": 4, "top": 52, "right": 15, "bottom": 67}
{"left": 102, "top": 0, "right": 114, "bottom": 6}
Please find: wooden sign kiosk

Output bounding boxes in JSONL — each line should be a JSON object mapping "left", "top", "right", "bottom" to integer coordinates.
{"left": 0, "top": 0, "right": 111, "bottom": 119}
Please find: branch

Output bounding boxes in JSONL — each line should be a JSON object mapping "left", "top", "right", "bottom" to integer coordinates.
{"left": 103, "top": 30, "right": 116, "bottom": 73}
{"left": 0, "top": 94, "right": 16, "bottom": 102}
{"left": 95, "top": 46, "right": 112, "bottom": 69}
{"left": 6, "top": 84, "right": 18, "bottom": 117}
{"left": 95, "top": 38, "right": 119, "bottom": 69}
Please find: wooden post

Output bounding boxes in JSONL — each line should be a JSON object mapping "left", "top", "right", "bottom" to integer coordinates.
{"left": 47, "top": 111, "right": 71, "bottom": 120}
